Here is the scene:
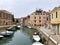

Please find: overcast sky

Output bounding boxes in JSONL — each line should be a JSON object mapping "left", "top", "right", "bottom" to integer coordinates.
{"left": 0, "top": 0, "right": 60, "bottom": 18}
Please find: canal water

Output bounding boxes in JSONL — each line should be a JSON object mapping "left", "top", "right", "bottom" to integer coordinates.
{"left": 0, "top": 27, "right": 37, "bottom": 45}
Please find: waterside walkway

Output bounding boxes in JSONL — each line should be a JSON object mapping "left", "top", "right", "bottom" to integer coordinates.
{"left": 0, "top": 25, "right": 16, "bottom": 28}
{"left": 33, "top": 26, "right": 60, "bottom": 45}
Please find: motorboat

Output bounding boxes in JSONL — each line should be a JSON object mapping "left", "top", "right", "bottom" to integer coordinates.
{"left": 27, "top": 26, "right": 32, "bottom": 28}
{"left": 32, "top": 42, "right": 44, "bottom": 45}
{"left": 0, "top": 35, "right": 4, "bottom": 39}
{"left": 6, "top": 31, "right": 13, "bottom": 34}
{"left": 33, "top": 35, "right": 40, "bottom": 42}
{"left": 33, "top": 32, "right": 40, "bottom": 42}
{"left": 15, "top": 25, "right": 21, "bottom": 29}
{"left": 6, "top": 27, "right": 16, "bottom": 31}
{"left": 17, "top": 25, "right": 21, "bottom": 28}
{"left": 0, "top": 31, "right": 13, "bottom": 37}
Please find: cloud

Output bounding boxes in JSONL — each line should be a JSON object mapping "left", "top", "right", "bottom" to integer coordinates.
{"left": 0, "top": 0, "right": 60, "bottom": 18}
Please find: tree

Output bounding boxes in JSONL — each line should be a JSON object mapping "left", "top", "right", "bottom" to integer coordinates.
{"left": 16, "top": 19, "right": 19, "bottom": 23}
{"left": 12, "top": 15, "right": 15, "bottom": 22}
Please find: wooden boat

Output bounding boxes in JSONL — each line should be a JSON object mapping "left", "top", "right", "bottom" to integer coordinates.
{"left": 32, "top": 42, "right": 44, "bottom": 45}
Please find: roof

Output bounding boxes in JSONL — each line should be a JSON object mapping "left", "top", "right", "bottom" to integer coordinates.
{"left": 51, "top": 6, "right": 60, "bottom": 13}
{"left": 0, "top": 10, "right": 13, "bottom": 15}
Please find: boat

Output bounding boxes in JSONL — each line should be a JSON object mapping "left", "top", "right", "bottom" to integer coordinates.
{"left": 33, "top": 35, "right": 40, "bottom": 42}
{"left": 27, "top": 26, "right": 32, "bottom": 28}
{"left": 33, "top": 32, "right": 40, "bottom": 42}
{"left": 0, "top": 31, "right": 13, "bottom": 37}
{"left": 6, "top": 31, "right": 13, "bottom": 34}
{"left": 32, "top": 42, "right": 44, "bottom": 45}
{"left": 0, "top": 35, "right": 4, "bottom": 39}
{"left": 17, "top": 25, "right": 21, "bottom": 28}
{"left": 6, "top": 27, "right": 16, "bottom": 31}
{"left": 15, "top": 25, "right": 21, "bottom": 29}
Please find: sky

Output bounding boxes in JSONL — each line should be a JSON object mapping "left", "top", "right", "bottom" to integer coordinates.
{"left": 0, "top": 0, "right": 60, "bottom": 18}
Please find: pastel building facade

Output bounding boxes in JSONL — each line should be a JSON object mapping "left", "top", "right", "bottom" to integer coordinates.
{"left": 28, "top": 9, "right": 50, "bottom": 27}
{"left": 50, "top": 6, "right": 60, "bottom": 35}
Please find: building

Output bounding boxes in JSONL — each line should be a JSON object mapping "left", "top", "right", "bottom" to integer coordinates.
{"left": 28, "top": 9, "right": 50, "bottom": 27}
{"left": 15, "top": 16, "right": 30, "bottom": 26}
{"left": 24, "top": 16, "right": 30, "bottom": 26}
{"left": 16, "top": 17, "right": 25, "bottom": 24}
{"left": 0, "top": 10, "right": 14, "bottom": 25}
{"left": 14, "top": 18, "right": 20, "bottom": 24}
{"left": 19, "top": 17, "right": 24, "bottom": 24}
{"left": 50, "top": 6, "right": 60, "bottom": 35}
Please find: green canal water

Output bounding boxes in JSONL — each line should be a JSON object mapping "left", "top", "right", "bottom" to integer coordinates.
{"left": 0, "top": 27, "right": 36, "bottom": 45}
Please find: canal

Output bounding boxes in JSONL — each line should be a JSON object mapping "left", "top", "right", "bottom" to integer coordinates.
{"left": 0, "top": 27, "right": 37, "bottom": 45}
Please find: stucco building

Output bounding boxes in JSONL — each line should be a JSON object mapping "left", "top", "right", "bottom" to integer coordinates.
{"left": 50, "top": 6, "right": 60, "bottom": 35}
{"left": 28, "top": 9, "right": 50, "bottom": 27}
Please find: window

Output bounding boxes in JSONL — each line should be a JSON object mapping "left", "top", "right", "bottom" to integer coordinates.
{"left": 6, "top": 14, "right": 8, "bottom": 19}
{"left": 56, "top": 12, "right": 58, "bottom": 18}
{"left": 34, "top": 24, "right": 36, "bottom": 26}
{"left": 34, "top": 20, "right": 36, "bottom": 23}
{"left": 34, "top": 17, "right": 36, "bottom": 19}
{"left": 52, "top": 25, "right": 56, "bottom": 32}
{"left": 41, "top": 13, "right": 42, "bottom": 15}
{"left": 44, "top": 17, "right": 46, "bottom": 19}
{"left": 39, "top": 20, "right": 41, "bottom": 22}
{"left": 47, "top": 18, "right": 48, "bottom": 21}
{"left": 44, "top": 17, "right": 46, "bottom": 21}
{"left": 52, "top": 14, "right": 53, "bottom": 19}
{"left": 0, "top": 13, "right": 2, "bottom": 17}
{"left": 3, "top": 13, "right": 5, "bottom": 18}
{"left": 39, "top": 24, "right": 41, "bottom": 26}
{"left": 39, "top": 17, "right": 41, "bottom": 19}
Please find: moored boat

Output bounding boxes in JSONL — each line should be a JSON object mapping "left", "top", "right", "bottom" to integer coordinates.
{"left": 33, "top": 32, "right": 40, "bottom": 42}
{"left": 0, "top": 35, "right": 4, "bottom": 39}
{"left": 32, "top": 42, "right": 44, "bottom": 45}
{"left": 17, "top": 25, "right": 21, "bottom": 28}
{"left": 6, "top": 27, "right": 16, "bottom": 31}
{"left": 6, "top": 31, "right": 13, "bottom": 34}
{"left": 27, "top": 26, "right": 32, "bottom": 28}
{"left": 33, "top": 35, "right": 40, "bottom": 42}
{"left": 0, "top": 31, "right": 13, "bottom": 37}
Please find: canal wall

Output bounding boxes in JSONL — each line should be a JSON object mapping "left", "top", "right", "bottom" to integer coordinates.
{"left": 32, "top": 26, "right": 60, "bottom": 45}
{"left": 48, "top": 37, "right": 57, "bottom": 45}
{"left": 0, "top": 25, "right": 16, "bottom": 30}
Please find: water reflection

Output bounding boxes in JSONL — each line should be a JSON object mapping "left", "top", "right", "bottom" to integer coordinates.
{"left": 0, "top": 27, "right": 39, "bottom": 45}
{"left": 21, "top": 27, "right": 37, "bottom": 43}
{"left": 0, "top": 28, "right": 33, "bottom": 45}
{"left": 0, "top": 34, "right": 14, "bottom": 45}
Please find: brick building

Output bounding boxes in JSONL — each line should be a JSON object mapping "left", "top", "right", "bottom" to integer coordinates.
{"left": 0, "top": 10, "right": 14, "bottom": 25}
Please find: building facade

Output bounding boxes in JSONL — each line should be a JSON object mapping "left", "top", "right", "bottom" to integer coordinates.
{"left": 19, "top": 17, "right": 24, "bottom": 24}
{"left": 0, "top": 10, "right": 14, "bottom": 25}
{"left": 24, "top": 16, "right": 30, "bottom": 26}
{"left": 50, "top": 6, "right": 60, "bottom": 35}
{"left": 28, "top": 9, "right": 50, "bottom": 27}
